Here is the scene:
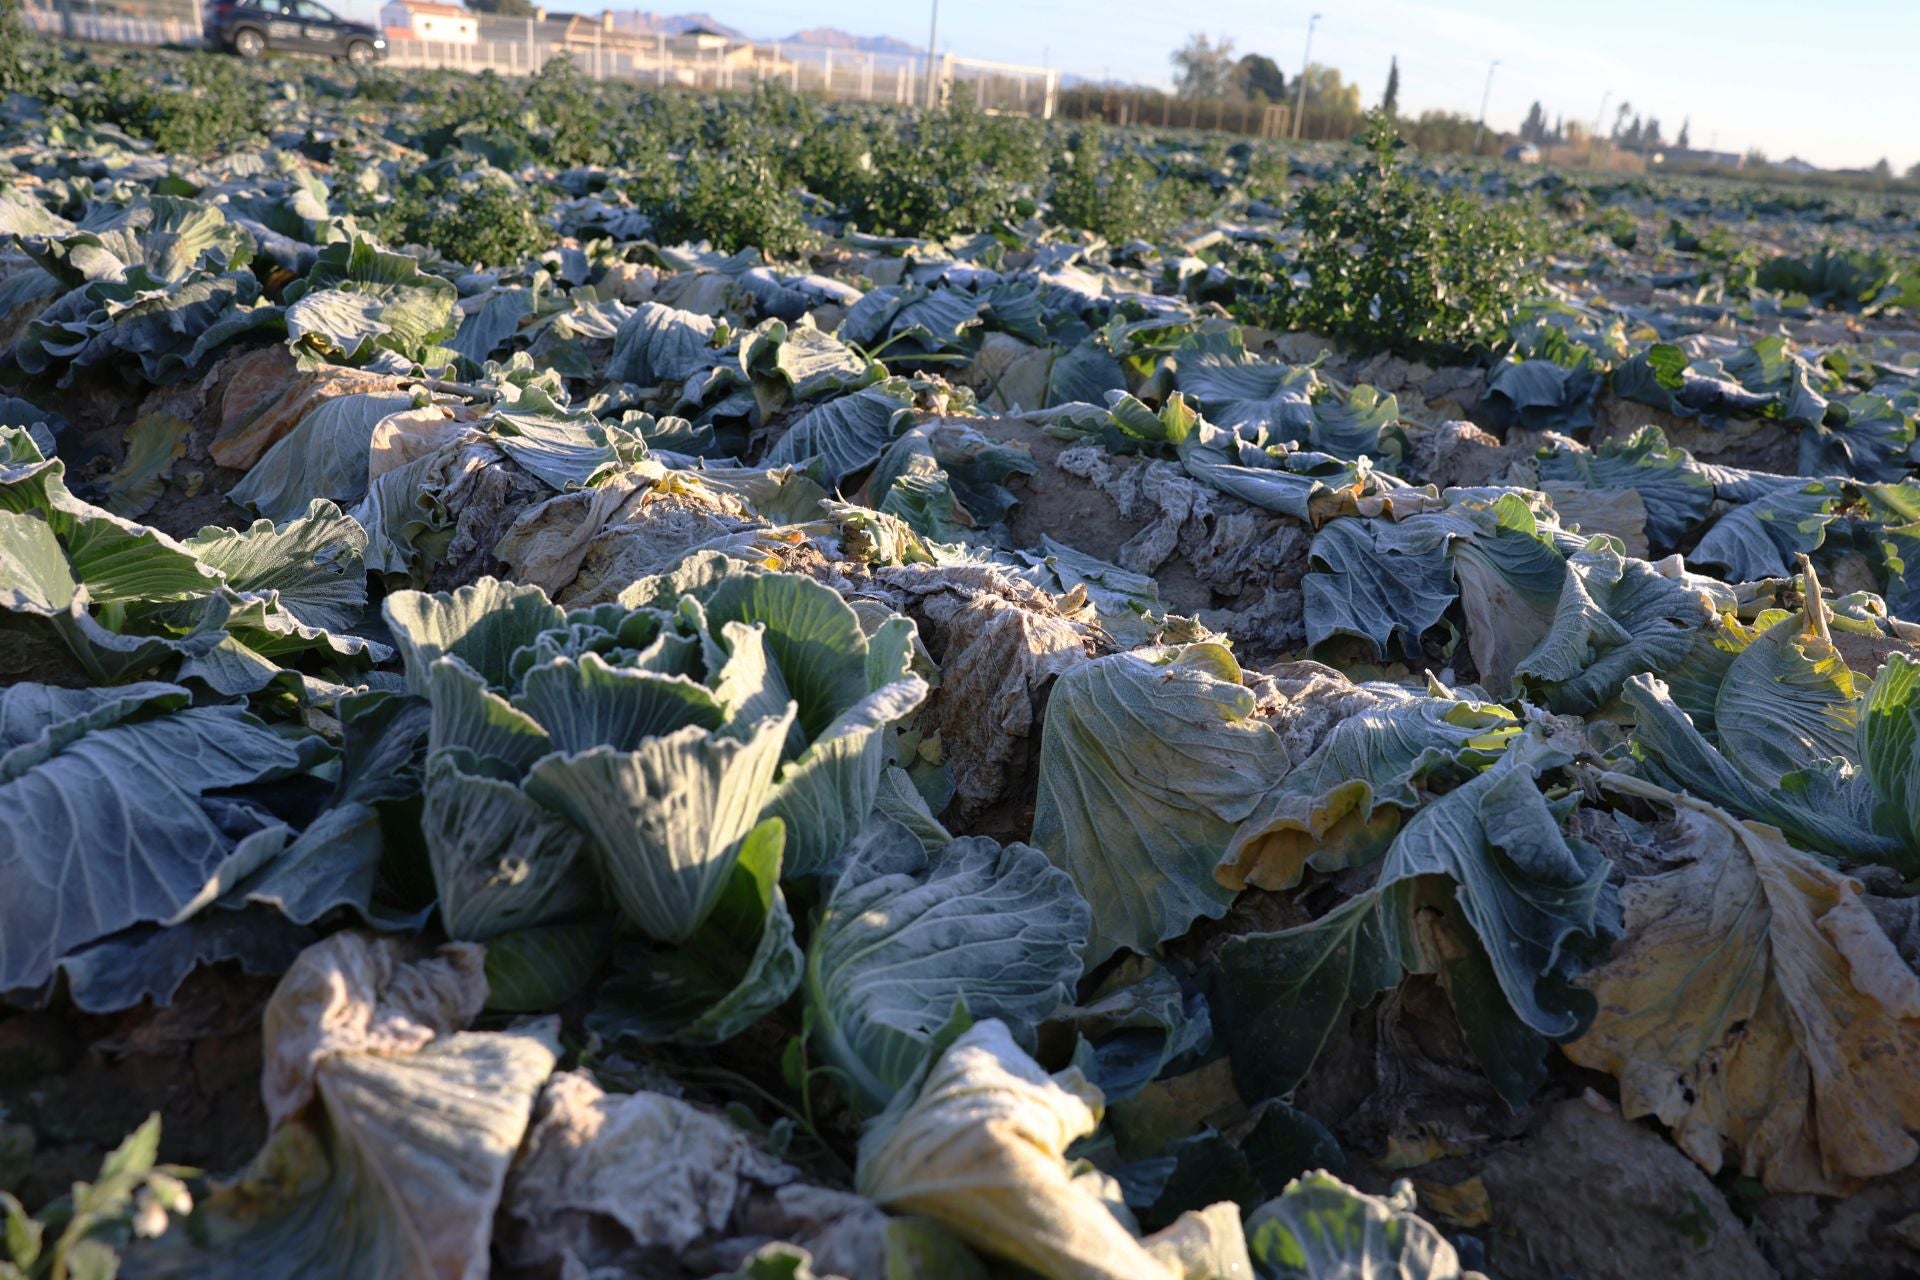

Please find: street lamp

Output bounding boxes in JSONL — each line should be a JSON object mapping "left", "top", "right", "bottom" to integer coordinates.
{"left": 1471, "top": 58, "right": 1499, "bottom": 156}
{"left": 1290, "top": 12, "right": 1320, "bottom": 141}
{"left": 924, "top": 0, "right": 939, "bottom": 108}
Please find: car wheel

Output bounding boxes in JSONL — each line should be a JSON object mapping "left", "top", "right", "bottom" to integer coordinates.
{"left": 233, "top": 28, "right": 265, "bottom": 57}
{"left": 344, "top": 39, "right": 375, "bottom": 64}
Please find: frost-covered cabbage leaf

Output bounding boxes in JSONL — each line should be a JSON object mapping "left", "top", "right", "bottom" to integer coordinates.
{"left": 1056, "top": 955, "right": 1212, "bottom": 1105}
{"left": 1509, "top": 541, "right": 1713, "bottom": 714}
{"left": 1690, "top": 479, "right": 1841, "bottom": 581}
{"left": 500, "top": 1070, "right": 934, "bottom": 1278}
{"left": 1306, "top": 492, "right": 1710, "bottom": 710}
{"left": 388, "top": 565, "right": 925, "bottom": 1012}
{"left": 1302, "top": 515, "right": 1457, "bottom": 660}
{"left": 0, "top": 681, "right": 328, "bottom": 993}
{"left": 1177, "top": 347, "right": 1316, "bottom": 437}
{"left": 130, "top": 934, "right": 559, "bottom": 1278}
{"left": 1211, "top": 734, "right": 1615, "bottom": 1108}
{"left": 230, "top": 391, "right": 421, "bottom": 522}
{"left": 868, "top": 418, "right": 1035, "bottom": 539}
{"left": 1611, "top": 339, "right": 1797, "bottom": 422}
{"left": 606, "top": 300, "right": 723, "bottom": 385}
{"left": 1246, "top": 1172, "right": 1487, "bottom": 1280}
{"left": 618, "top": 553, "right": 930, "bottom": 874}
{"left": 1219, "top": 685, "right": 1519, "bottom": 891}
{"left": 0, "top": 429, "right": 386, "bottom": 692}
{"left": 1534, "top": 426, "right": 1715, "bottom": 554}
{"left": 8, "top": 195, "right": 265, "bottom": 385}
{"left": 805, "top": 816, "right": 1090, "bottom": 1113}
{"left": 1484, "top": 356, "right": 1600, "bottom": 431}
{"left": 283, "top": 237, "right": 459, "bottom": 369}
{"left": 1032, "top": 642, "right": 1289, "bottom": 963}
{"left": 1623, "top": 602, "right": 1919, "bottom": 872}
{"left": 856, "top": 1020, "right": 1251, "bottom": 1280}
{"left": 588, "top": 817, "right": 802, "bottom": 1045}
{"left": 762, "top": 378, "right": 919, "bottom": 487}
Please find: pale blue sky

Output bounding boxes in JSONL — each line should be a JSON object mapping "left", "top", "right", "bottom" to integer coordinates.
{"left": 377, "top": 0, "right": 1920, "bottom": 171}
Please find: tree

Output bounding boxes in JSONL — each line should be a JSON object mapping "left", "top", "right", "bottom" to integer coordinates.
{"left": 1642, "top": 117, "right": 1663, "bottom": 149}
{"left": 1676, "top": 117, "right": 1691, "bottom": 149}
{"left": 468, "top": 0, "right": 534, "bottom": 13}
{"left": 1236, "top": 53, "right": 1285, "bottom": 103}
{"left": 1296, "top": 63, "right": 1361, "bottom": 113}
{"left": 1871, "top": 157, "right": 1893, "bottom": 179}
{"left": 1520, "top": 101, "right": 1547, "bottom": 143}
{"left": 1907, "top": 160, "right": 1920, "bottom": 182}
{"left": 1171, "top": 33, "right": 1238, "bottom": 99}
{"left": 1381, "top": 57, "right": 1400, "bottom": 116}
{"left": 1611, "top": 101, "right": 1632, "bottom": 140}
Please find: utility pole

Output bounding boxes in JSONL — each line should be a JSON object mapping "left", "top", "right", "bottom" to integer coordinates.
{"left": 924, "top": 0, "right": 939, "bottom": 108}
{"left": 1290, "top": 12, "right": 1320, "bottom": 140}
{"left": 1590, "top": 88, "right": 1611, "bottom": 162}
{"left": 1471, "top": 58, "right": 1499, "bottom": 156}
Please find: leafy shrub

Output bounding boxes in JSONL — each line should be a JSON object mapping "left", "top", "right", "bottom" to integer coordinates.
{"left": 787, "top": 115, "right": 875, "bottom": 213}
{"left": 0, "top": 0, "right": 36, "bottom": 95}
{"left": 413, "top": 68, "right": 534, "bottom": 161}
{"left": 71, "top": 54, "right": 265, "bottom": 156}
{"left": 647, "top": 143, "right": 813, "bottom": 259}
{"left": 1048, "top": 124, "right": 1179, "bottom": 243}
{"left": 354, "top": 166, "right": 550, "bottom": 269}
{"left": 523, "top": 58, "right": 606, "bottom": 165}
{"left": 1242, "top": 112, "right": 1542, "bottom": 357}
{"left": 840, "top": 94, "right": 1042, "bottom": 238}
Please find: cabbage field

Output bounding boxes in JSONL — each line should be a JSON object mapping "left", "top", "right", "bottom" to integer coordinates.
{"left": 5, "top": 35, "right": 1920, "bottom": 1280}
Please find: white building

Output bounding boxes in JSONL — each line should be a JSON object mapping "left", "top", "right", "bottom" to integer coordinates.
{"left": 379, "top": 0, "right": 478, "bottom": 44}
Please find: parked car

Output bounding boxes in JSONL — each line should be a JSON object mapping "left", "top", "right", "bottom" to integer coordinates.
{"left": 1503, "top": 142, "right": 1542, "bottom": 165}
{"left": 204, "top": 0, "right": 387, "bottom": 62}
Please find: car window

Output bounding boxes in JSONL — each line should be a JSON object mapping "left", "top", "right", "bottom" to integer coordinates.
{"left": 292, "top": 1, "right": 334, "bottom": 20}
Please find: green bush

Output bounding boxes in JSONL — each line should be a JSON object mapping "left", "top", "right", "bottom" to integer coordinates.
{"left": 840, "top": 94, "right": 1042, "bottom": 238}
{"left": 1242, "top": 112, "right": 1542, "bottom": 357}
{"left": 0, "top": 0, "right": 34, "bottom": 95}
{"left": 353, "top": 166, "right": 551, "bottom": 269}
{"left": 647, "top": 144, "right": 813, "bottom": 259}
{"left": 72, "top": 54, "right": 265, "bottom": 156}
{"left": 1048, "top": 123, "right": 1187, "bottom": 244}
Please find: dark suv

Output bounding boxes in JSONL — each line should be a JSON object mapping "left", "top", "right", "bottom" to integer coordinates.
{"left": 205, "top": 0, "right": 387, "bottom": 62}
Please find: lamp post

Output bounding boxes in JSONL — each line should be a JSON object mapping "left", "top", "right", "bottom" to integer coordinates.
{"left": 1290, "top": 12, "right": 1320, "bottom": 140}
{"left": 1471, "top": 57, "right": 1499, "bottom": 156}
{"left": 924, "top": 0, "right": 939, "bottom": 108}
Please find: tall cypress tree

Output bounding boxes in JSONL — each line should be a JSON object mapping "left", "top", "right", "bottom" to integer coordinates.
{"left": 1381, "top": 56, "right": 1400, "bottom": 116}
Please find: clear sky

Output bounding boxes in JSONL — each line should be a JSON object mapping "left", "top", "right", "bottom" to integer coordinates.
{"left": 535, "top": 0, "right": 1917, "bottom": 172}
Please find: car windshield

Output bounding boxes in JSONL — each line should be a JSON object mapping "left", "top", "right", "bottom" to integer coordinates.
{"left": 293, "top": 0, "right": 333, "bottom": 18}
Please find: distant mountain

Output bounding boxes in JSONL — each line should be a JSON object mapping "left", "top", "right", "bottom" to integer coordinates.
{"left": 546, "top": 10, "right": 922, "bottom": 53}
{"left": 598, "top": 10, "right": 746, "bottom": 38}
{"left": 780, "top": 26, "right": 918, "bottom": 54}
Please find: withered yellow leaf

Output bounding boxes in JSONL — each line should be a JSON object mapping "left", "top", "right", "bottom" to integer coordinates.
{"left": 1564, "top": 778, "right": 1920, "bottom": 1194}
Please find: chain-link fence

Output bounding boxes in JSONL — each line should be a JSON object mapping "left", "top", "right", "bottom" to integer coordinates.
{"left": 22, "top": 0, "right": 201, "bottom": 46}
{"left": 19, "top": 2, "right": 1060, "bottom": 118}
